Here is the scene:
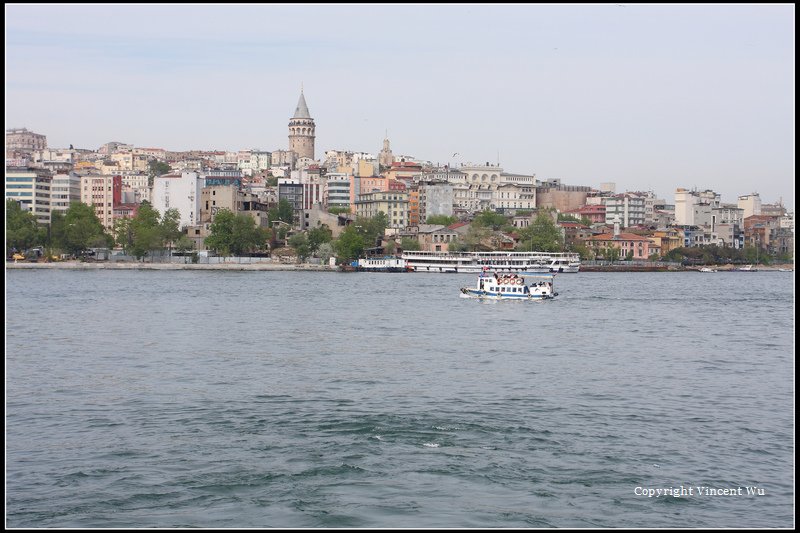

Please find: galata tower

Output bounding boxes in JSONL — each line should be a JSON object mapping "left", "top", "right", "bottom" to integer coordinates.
{"left": 288, "top": 90, "right": 315, "bottom": 160}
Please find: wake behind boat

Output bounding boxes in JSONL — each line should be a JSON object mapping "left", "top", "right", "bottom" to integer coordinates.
{"left": 460, "top": 269, "right": 557, "bottom": 300}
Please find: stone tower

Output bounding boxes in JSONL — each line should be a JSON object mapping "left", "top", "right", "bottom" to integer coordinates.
{"left": 288, "top": 90, "right": 315, "bottom": 161}
{"left": 379, "top": 135, "right": 393, "bottom": 169}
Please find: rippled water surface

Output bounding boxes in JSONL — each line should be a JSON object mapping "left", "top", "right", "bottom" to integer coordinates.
{"left": 6, "top": 270, "right": 795, "bottom": 527}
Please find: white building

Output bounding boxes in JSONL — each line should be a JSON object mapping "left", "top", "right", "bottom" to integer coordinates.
{"left": 5, "top": 166, "right": 52, "bottom": 224}
{"left": 737, "top": 193, "right": 762, "bottom": 219}
{"left": 50, "top": 172, "right": 81, "bottom": 213}
{"left": 675, "top": 188, "right": 721, "bottom": 226}
{"left": 151, "top": 172, "right": 205, "bottom": 229}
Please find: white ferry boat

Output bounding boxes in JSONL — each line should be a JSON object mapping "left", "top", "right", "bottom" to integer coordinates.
{"left": 347, "top": 256, "right": 411, "bottom": 272}
{"left": 460, "top": 271, "right": 557, "bottom": 300}
{"left": 401, "top": 251, "right": 580, "bottom": 273}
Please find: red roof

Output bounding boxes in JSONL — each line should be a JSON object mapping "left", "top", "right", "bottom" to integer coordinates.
{"left": 589, "top": 232, "right": 651, "bottom": 241}
{"left": 447, "top": 221, "right": 470, "bottom": 230}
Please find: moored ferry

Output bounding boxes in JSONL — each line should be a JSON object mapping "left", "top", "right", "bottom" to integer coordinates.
{"left": 401, "top": 251, "right": 580, "bottom": 273}
{"left": 348, "top": 256, "right": 411, "bottom": 272}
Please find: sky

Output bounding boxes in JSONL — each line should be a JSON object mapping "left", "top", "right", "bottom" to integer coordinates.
{"left": 5, "top": 4, "right": 795, "bottom": 210}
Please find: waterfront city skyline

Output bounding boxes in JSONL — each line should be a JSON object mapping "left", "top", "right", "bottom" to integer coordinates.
{"left": 5, "top": 4, "right": 795, "bottom": 209}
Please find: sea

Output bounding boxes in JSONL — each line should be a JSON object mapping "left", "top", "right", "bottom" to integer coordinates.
{"left": 5, "top": 269, "right": 795, "bottom": 528}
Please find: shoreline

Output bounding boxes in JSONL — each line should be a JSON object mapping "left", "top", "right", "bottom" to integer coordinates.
{"left": 6, "top": 261, "right": 794, "bottom": 272}
{"left": 6, "top": 261, "right": 337, "bottom": 271}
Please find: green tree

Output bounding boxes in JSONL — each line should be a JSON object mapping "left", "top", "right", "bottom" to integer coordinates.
{"left": 205, "top": 209, "right": 268, "bottom": 256}
{"left": 569, "top": 243, "right": 592, "bottom": 261}
{"left": 268, "top": 198, "right": 294, "bottom": 226}
{"left": 147, "top": 160, "right": 171, "bottom": 187}
{"left": 113, "top": 217, "right": 134, "bottom": 253}
{"left": 288, "top": 232, "right": 311, "bottom": 262}
{"left": 473, "top": 210, "right": 508, "bottom": 230}
{"left": 515, "top": 213, "right": 563, "bottom": 252}
{"left": 307, "top": 225, "right": 333, "bottom": 255}
{"left": 175, "top": 235, "right": 195, "bottom": 253}
{"left": 426, "top": 214, "right": 457, "bottom": 226}
{"left": 6, "top": 199, "right": 41, "bottom": 254}
{"left": 129, "top": 201, "right": 163, "bottom": 259}
{"left": 604, "top": 246, "right": 620, "bottom": 262}
{"left": 464, "top": 224, "right": 491, "bottom": 251}
{"left": 448, "top": 240, "right": 469, "bottom": 252}
{"left": 316, "top": 242, "right": 335, "bottom": 264}
{"left": 356, "top": 212, "right": 388, "bottom": 247}
{"left": 400, "top": 237, "right": 421, "bottom": 251}
{"left": 61, "top": 202, "right": 109, "bottom": 256}
{"left": 160, "top": 208, "right": 183, "bottom": 252}
{"left": 327, "top": 206, "right": 350, "bottom": 215}
{"left": 333, "top": 225, "right": 365, "bottom": 263}
{"left": 49, "top": 209, "right": 68, "bottom": 253}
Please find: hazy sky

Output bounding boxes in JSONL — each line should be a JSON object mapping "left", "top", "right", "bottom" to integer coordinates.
{"left": 6, "top": 4, "right": 795, "bottom": 209}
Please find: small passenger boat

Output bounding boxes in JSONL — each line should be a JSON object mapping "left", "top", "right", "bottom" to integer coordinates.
{"left": 460, "top": 269, "right": 557, "bottom": 300}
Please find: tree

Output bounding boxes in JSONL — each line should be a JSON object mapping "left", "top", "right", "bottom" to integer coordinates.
{"left": 400, "top": 237, "right": 421, "bottom": 251}
{"left": 129, "top": 201, "right": 163, "bottom": 259}
{"left": 426, "top": 214, "right": 457, "bottom": 226}
{"left": 515, "top": 213, "right": 563, "bottom": 252}
{"left": 333, "top": 225, "right": 365, "bottom": 263}
{"left": 205, "top": 209, "right": 268, "bottom": 256}
{"left": 569, "top": 243, "right": 592, "bottom": 261}
{"left": 61, "top": 202, "right": 109, "bottom": 256}
{"left": 288, "top": 233, "right": 311, "bottom": 262}
{"left": 327, "top": 206, "right": 350, "bottom": 215}
{"left": 147, "top": 160, "right": 171, "bottom": 187}
{"left": 6, "top": 199, "right": 41, "bottom": 254}
{"left": 604, "top": 246, "right": 620, "bottom": 262}
{"left": 49, "top": 209, "right": 68, "bottom": 253}
{"left": 448, "top": 240, "right": 469, "bottom": 252}
{"left": 113, "top": 217, "right": 134, "bottom": 253}
{"left": 464, "top": 224, "right": 491, "bottom": 251}
{"left": 357, "top": 212, "right": 388, "bottom": 247}
{"left": 316, "top": 242, "right": 335, "bottom": 264}
{"left": 268, "top": 198, "right": 294, "bottom": 226}
{"left": 307, "top": 225, "right": 333, "bottom": 256}
{"left": 175, "top": 235, "right": 195, "bottom": 253}
{"left": 160, "top": 208, "right": 183, "bottom": 251}
{"left": 472, "top": 210, "right": 508, "bottom": 230}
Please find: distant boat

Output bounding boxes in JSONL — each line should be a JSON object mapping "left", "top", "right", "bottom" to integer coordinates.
{"left": 735, "top": 264, "right": 757, "bottom": 272}
{"left": 699, "top": 267, "right": 717, "bottom": 273}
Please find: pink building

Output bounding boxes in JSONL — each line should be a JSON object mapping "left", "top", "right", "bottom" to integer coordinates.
{"left": 587, "top": 232, "right": 652, "bottom": 260}
{"left": 565, "top": 204, "right": 606, "bottom": 224}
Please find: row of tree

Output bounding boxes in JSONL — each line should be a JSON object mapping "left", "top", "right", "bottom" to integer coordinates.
{"left": 22, "top": 201, "right": 782, "bottom": 266}
{"left": 6, "top": 200, "right": 569, "bottom": 262}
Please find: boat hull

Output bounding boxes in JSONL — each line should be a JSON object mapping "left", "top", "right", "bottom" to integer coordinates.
{"left": 459, "top": 287, "right": 556, "bottom": 300}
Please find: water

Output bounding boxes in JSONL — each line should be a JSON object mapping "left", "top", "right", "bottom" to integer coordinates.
{"left": 5, "top": 270, "right": 795, "bottom": 527}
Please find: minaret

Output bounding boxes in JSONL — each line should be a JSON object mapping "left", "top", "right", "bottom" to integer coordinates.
{"left": 288, "top": 89, "right": 315, "bottom": 161}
